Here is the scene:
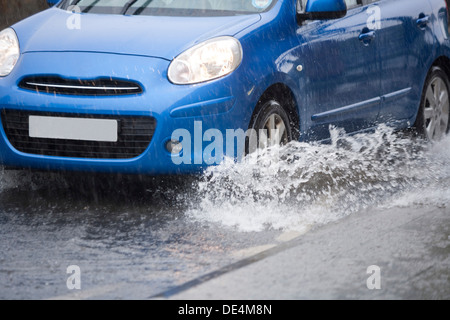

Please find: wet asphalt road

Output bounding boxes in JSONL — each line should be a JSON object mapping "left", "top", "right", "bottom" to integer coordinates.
{"left": 0, "top": 171, "right": 283, "bottom": 300}
{"left": 0, "top": 130, "right": 449, "bottom": 300}
{"left": 0, "top": 169, "right": 448, "bottom": 300}
{"left": 171, "top": 205, "right": 450, "bottom": 300}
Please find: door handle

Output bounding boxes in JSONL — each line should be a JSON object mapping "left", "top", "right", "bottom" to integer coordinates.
{"left": 359, "top": 30, "right": 375, "bottom": 45}
{"left": 417, "top": 15, "right": 430, "bottom": 29}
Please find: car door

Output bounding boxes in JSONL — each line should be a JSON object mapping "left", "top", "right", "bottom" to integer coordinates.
{"left": 376, "top": 0, "right": 435, "bottom": 123}
{"left": 296, "top": 0, "right": 382, "bottom": 141}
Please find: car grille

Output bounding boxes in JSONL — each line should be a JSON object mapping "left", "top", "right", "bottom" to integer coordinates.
{"left": 18, "top": 76, "right": 143, "bottom": 96}
{"left": 1, "top": 110, "right": 156, "bottom": 159}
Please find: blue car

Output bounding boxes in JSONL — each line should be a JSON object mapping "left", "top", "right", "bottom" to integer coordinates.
{"left": 0, "top": 0, "right": 449, "bottom": 174}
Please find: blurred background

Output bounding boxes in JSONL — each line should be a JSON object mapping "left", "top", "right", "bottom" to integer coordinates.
{"left": 0, "top": 0, "right": 49, "bottom": 30}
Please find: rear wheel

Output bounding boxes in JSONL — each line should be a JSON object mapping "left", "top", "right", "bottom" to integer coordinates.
{"left": 415, "top": 67, "right": 450, "bottom": 142}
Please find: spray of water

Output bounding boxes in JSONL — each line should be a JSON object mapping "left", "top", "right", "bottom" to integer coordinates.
{"left": 187, "top": 126, "right": 450, "bottom": 232}
{"left": 1, "top": 125, "right": 448, "bottom": 233}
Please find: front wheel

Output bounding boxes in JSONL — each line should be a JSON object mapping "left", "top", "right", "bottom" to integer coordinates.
{"left": 247, "top": 100, "right": 293, "bottom": 154}
{"left": 415, "top": 66, "right": 450, "bottom": 142}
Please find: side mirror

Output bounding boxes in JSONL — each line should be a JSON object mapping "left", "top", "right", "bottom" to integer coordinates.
{"left": 47, "top": 0, "right": 60, "bottom": 7}
{"left": 298, "top": 0, "right": 347, "bottom": 21}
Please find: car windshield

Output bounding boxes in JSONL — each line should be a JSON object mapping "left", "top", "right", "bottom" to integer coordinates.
{"left": 59, "top": 0, "right": 277, "bottom": 16}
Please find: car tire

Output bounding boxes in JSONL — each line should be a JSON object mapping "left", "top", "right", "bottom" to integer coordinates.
{"left": 247, "top": 99, "right": 293, "bottom": 154}
{"left": 415, "top": 66, "right": 450, "bottom": 142}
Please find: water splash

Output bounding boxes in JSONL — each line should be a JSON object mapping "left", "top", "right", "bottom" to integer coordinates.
{"left": 188, "top": 126, "right": 450, "bottom": 232}
{"left": 1, "top": 125, "right": 449, "bottom": 233}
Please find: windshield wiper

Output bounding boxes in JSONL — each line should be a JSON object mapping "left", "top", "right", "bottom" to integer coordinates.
{"left": 70, "top": 0, "right": 83, "bottom": 6}
{"left": 131, "top": 0, "right": 154, "bottom": 16}
{"left": 82, "top": 0, "right": 100, "bottom": 13}
{"left": 121, "top": 0, "right": 139, "bottom": 15}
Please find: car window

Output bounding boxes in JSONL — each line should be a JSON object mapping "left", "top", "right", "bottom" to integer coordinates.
{"left": 60, "top": 0, "right": 277, "bottom": 16}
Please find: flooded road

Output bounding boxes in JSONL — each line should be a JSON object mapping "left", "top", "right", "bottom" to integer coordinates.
{"left": 0, "top": 127, "right": 449, "bottom": 299}
{"left": 0, "top": 173, "right": 283, "bottom": 299}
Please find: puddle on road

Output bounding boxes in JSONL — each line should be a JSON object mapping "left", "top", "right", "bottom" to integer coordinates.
{"left": 0, "top": 168, "right": 281, "bottom": 299}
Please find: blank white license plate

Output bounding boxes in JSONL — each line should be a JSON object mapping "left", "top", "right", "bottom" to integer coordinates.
{"left": 29, "top": 116, "right": 118, "bottom": 142}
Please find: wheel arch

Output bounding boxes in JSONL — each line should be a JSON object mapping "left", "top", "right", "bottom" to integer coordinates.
{"left": 250, "top": 83, "right": 301, "bottom": 140}
{"left": 431, "top": 56, "right": 450, "bottom": 80}
{"left": 411, "top": 56, "right": 450, "bottom": 126}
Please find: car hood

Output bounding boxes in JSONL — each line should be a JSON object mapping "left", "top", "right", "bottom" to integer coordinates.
{"left": 13, "top": 8, "right": 261, "bottom": 60}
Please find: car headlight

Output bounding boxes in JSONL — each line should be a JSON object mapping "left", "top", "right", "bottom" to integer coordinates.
{"left": 168, "top": 36, "right": 242, "bottom": 85}
{"left": 0, "top": 28, "right": 20, "bottom": 77}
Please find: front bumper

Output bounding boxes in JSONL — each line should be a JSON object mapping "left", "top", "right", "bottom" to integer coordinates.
{"left": 0, "top": 51, "right": 253, "bottom": 174}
